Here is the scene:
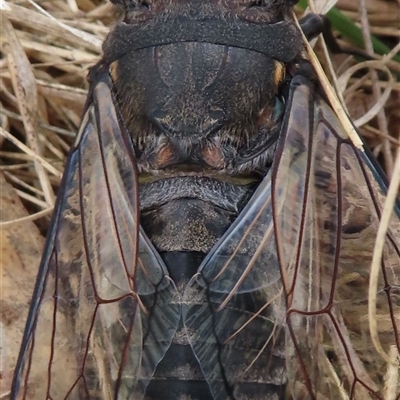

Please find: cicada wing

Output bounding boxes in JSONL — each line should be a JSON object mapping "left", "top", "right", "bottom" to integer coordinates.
{"left": 183, "top": 174, "right": 287, "bottom": 399}
{"left": 272, "top": 75, "right": 400, "bottom": 399}
{"left": 11, "top": 71, "right": 180, "bottom": 400}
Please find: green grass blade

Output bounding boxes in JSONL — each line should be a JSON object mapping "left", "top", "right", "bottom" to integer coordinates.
{"left": 297, "top": 0, "right": 400, "bottom": 64}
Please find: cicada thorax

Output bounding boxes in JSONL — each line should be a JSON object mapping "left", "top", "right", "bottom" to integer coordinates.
{"left": 107, "top": 19, "right": 293, "bottom": 400}
{"left": 111, "top": 42, "right": 285, "bottom": 172}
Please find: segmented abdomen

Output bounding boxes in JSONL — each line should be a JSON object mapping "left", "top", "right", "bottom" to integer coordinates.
{"left": 139, "top": 176, "right": 286, "bottom": 400}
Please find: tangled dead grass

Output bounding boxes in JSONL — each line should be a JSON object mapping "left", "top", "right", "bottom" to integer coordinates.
{"left": 0, "top": 0, "right": 399, "bottom": 398}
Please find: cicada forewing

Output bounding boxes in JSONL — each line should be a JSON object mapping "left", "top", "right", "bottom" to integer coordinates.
{"left": 183, "top": 74, "right": 400, "bottom": 400}
{"left": 11, "top": 69, "right": 180, "bottom": 400}
{"left": 272, "top": 75, "right": 400, "bottom": 399}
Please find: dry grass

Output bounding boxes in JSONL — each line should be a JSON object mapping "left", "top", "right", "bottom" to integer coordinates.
{"left": 0, "top": 0, "right": 399, "bottom": 398}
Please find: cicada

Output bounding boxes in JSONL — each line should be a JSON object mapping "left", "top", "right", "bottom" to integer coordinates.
{"left": 11, "top": 0, "right": 400, "bottom": 399}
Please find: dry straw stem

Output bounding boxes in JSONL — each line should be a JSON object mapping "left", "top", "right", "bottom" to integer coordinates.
{"left": 369, "top": 146, "right": 400, "bottom": 366}
{"left": 1, "top": 17, "right": 55, "bottom": 206}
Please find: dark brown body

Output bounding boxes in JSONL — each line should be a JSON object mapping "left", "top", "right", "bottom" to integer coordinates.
{"left": 129, "top": 40, "right": 288, "bottom": 399}
{"left": 140, "top": 177, "right": 287, "bottom": 399}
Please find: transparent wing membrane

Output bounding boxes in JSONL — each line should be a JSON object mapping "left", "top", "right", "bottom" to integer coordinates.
{"left": 11, "top": 75, "right": 179, "bottom": 400}
{"left": 273, "top": 76, "right": 400, "bottom": 399}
